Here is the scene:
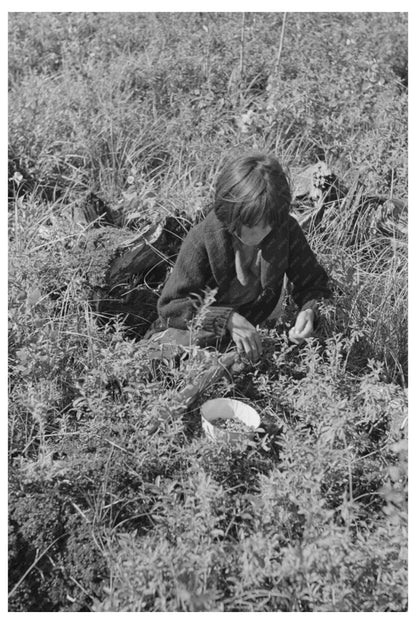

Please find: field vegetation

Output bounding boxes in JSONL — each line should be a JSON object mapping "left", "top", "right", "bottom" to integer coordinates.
{"left": 8, "top": 12, "right": 407, "bottom": 611}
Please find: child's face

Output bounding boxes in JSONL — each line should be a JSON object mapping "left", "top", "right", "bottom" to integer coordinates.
{"left": 237, "top": 220, "right": 272, "bottom": 246}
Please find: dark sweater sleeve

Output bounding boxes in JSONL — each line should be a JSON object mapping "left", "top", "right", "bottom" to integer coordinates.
{"left": 157, "top": 228, "right": 233, "bottom": 337}
{"left": 286, "top": 216, "right": 332, "bottom": 310}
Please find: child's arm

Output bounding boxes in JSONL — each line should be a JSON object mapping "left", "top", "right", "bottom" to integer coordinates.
{"left": 157, "top": 228, "right": 234, "bottom": 337}
{"left": 286, "top": 215, "right": 332, "bottom": 310}
{"left": 285, "top": 216, "right": 331, "bottom": 342}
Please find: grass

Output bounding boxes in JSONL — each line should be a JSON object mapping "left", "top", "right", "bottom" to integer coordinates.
{"left": 8, "top": 12, "right": 407, "bottom": 612}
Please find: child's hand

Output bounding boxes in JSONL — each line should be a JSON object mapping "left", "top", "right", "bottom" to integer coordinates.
{"left": 227, "top": 311, "right": 262, "bottom": 361}
{"left": 288, "top": 309, "right": 314, "bottom": 345}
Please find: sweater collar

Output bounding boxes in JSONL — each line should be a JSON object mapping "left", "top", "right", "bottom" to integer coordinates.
{"left": 202, "top": 210, "right": 235, "bottom": 293}
{"left": 203, "top": 209, "right": 289, "bottom": 294}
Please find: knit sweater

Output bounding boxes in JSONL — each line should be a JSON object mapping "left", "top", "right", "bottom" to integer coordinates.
{"left": 155, "top": 209, "right": 331, "bottom": 337}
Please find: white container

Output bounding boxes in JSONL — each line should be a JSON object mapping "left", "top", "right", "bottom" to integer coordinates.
{"left": 200, "top": 398, "right": 261, "bottom": 443}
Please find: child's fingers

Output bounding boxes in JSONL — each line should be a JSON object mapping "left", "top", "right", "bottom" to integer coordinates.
{"left": 254, "top": 332, "right": 263, "bottom": 357}
{"left": 298, "top": 319, "right": 314, "bottom": 337}
{"left": 232, "top": 325, "right": 262, "bottom": 361}
{"left": 234, "top": 335, "right": 260, "bottom": 361}
{"left": 289, "top": 320, "right": 313, "bottom": 344}
{"left": 244, "top": 338, "right": 261, "bottom": 361}
{"left": 294, "top": 316, "right": 307, "bottom": 333}
{"left": 288, "top": 327, "right": 302, "bottom": 344}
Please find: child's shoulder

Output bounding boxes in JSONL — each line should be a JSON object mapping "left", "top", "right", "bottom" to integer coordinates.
{"left": 178, "top": 217, "right": 209, "bottom": 256}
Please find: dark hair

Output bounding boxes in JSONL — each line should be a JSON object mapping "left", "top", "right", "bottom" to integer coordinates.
{"left": 212, "top": 152, "right": 291, "bottom": 233}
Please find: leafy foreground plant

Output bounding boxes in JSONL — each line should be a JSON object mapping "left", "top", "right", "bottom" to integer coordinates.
{"left": 9, "top": 310, "right": 408, "bottom": 612}
{"left": 85, "top": 334, "right": 406, "bottom": 612}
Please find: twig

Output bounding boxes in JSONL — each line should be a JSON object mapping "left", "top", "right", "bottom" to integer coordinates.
{"left": 267, "top": 13, "right": 287, "bottom": 108}
{"left": 71, "top": 501, "right": 91, "bottom": 524}
{"left": 275, "top": 12, "right": 287, "bottom": 73}
{"left": 8, "top": 533, "right": 67, "bottom": 599}
{"left": 239, "top": 13, "right": 246, "bottom": 83}
{"left": 400, "top": 415, "right": 408, "bottom": 430}
{"left": 104, "top": 438, "right": 133, "bottom": 455}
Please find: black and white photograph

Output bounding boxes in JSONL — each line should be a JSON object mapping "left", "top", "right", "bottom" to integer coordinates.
{"left": 7, "top": 7, "right": 408, "bottom": 613}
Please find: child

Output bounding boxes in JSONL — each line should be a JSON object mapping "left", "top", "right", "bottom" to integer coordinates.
{"left": 147, "top": 152, "right": 332, "bottom": 361}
